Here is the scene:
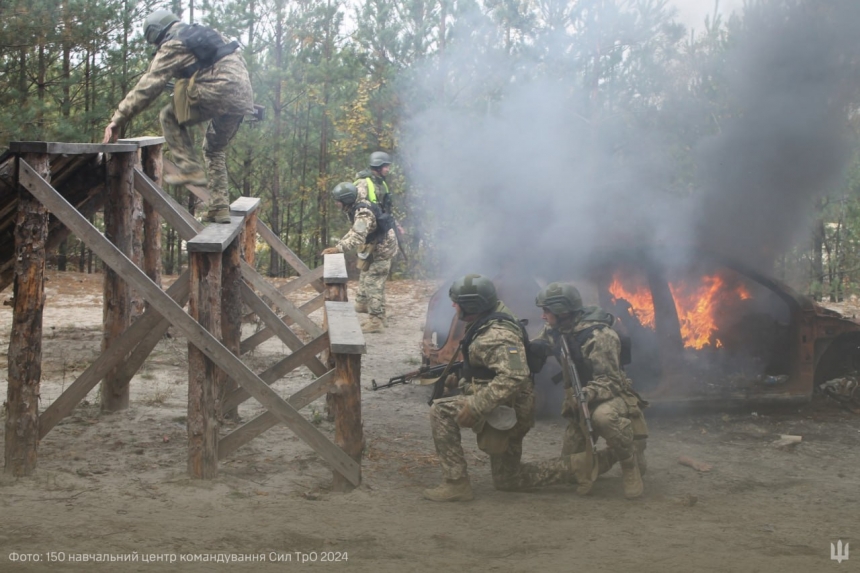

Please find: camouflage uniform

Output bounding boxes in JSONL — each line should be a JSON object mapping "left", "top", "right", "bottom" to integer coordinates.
{"left": 334, "top": 203, "right": 397, "bottom": 320}
{"left": 109, "top": 23, "right": 254, "bottom": 208}
{"left": 429, "top": 301, "right": 535, "bottom": 489}
{"left": 513, "top": 307, "right": 648, "bottom": 487}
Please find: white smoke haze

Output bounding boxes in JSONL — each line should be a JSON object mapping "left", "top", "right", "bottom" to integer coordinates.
{"left": 401, "top": 0, "right": 860, "bottom": 283}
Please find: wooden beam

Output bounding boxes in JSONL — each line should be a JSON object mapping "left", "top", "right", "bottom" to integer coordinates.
{"left": 141, "top": 144, "right": 163, "bottom": 287}
{"left": 218, "top": 370, "right": 336, "bottom": 460}
{"left": 9, "top": 141, "right": 138, "bottom": 154}
{"left": 277, "top": 266, "right": 325, "bottom": 296}
{"left": 118, "top": 136, "right": 166, "bottom": 147}
{"left": 5, "top": 153, "right": 49, "bottom": 476}
{"left": 186, "top": 217, "right": 244, "bottom": 253}
{"left": 325, "top": 302, "right": 367, "bottom": 355}
{"left": 331, "top": 353, "right": 362, "bottom": 492}
{"left": 221, "top": 239, "right": 242, "bottom": 421}
{"left": 240, "top": 260, "right": 323, "bottom": 338}
{"left": 39, "top": 272, "right": 191, "bottom": 439}
{"left": 229, "top": 196, "right": 260, "bottom": 216}
{"left": 222, "top": 332, "right": 330, "bottom": 413}
{"left": 239, "top": 293, "right": 325, "bottom": 354}
{"left": 323, "top": 253, "right": 349, "bottom": 284}
{"left": 19, "top": 160, "right": 361, "bottom": 486}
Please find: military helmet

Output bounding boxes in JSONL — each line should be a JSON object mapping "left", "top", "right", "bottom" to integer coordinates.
{"left": 449, "top": 274, "right": 498, "bottom": 315}
{"left": 331, "top": 182, "right": 358, "bottom": 205}
{"left": 144, "top": 10, "right": 180, "bottom": 45}
{"left": 536, "top": 282, "right": 583, "bottom": 316}
{"left": 369, "top": 151, "right": 392, "bottom": 168}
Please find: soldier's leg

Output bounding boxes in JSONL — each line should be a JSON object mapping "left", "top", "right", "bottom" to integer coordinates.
{"left": 364, "top": 257, "right": 391, "bottom": 319}
{"left": 355, "top": 269, "right": 369, "bottom": 308}
{"left": 203, "top": 114, "right": 243, "bottom": 210}
{"left": 159, "top": 104, "right": 206, "bottom": 182}
{"left": 424, "top": 397, "right": 473, "bottom": 501}
{"left": 591, "top": 398, "right": 642, "bottom": 498}
{"left": 561, "top": 418, "right": 587, "bottom": 456}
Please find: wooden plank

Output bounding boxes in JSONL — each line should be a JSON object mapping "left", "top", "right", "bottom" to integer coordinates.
{"left": 241, "top": 260, "right": 323, "bottom": 338}
{"left": 239, "top": 293, "right": 325, "bottom": 354}
{"left": 278, "top": 266, "right": 325, "bottom": 295}
{"left": 239, "top": 282, "right": 328, "bottom": 376}
{"left": 229, "top": 196, "right": 260, "bottom": 215}
{"left": 186, "top": 217, "right": 244, "bottom": 252}
{"left": 325, "top": 301, "right": 367, "bottom": 355}
{"left": 323, "top": 253, "right": 349, "bottom": 284}
{"left": 19, "top": 160, "right": 361, "bottom": 486}
{"left": 39, "top": 272, "right": 191, "bottom": 439}
{"left": 134, "top": 169, "right": 200, "bottom": 235}
{"left": 255, "top": 219, "right": 324, "bottom": 292}
{"left": 222, "top": 332, "right": 330, "bottom": 413}
{"left": 331, "top": 353, "right": 362, "bottom": 492}
{"left": 218, "top": 370, "right": 336, "bottom": 460}
{"left": 221, "top": 239, "right": 242, "bottom": 421}
{"left": 117, "top": 136, "right": 166, "bottom": 147}
{"left": 9, "top": 141, "right": 138, "bottom": 154}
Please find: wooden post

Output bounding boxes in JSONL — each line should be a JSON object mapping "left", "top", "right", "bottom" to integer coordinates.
{"left": 101, "top": 151, "right": 135, "bottom": 412}
{"left": 188, "top": 250, "right": 222, "bottom": 479}
{"left": 220, "top": 237, "right": 242, "bottom": 421}
{"left": 323, "top": 254, "right": 365, "bottom": 492}
{"left": 141, "top": 143, "right": 163, "bottom": 287}
{"left": 5, "top": 153, "right": 49, "bottom": 476}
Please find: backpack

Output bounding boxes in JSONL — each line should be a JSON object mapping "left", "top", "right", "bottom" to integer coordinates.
{"left": 170, "top": 24, "right": 240, "bottom": 79}
{"left": 353, "top": 201, "right": 395, "bottom": 244}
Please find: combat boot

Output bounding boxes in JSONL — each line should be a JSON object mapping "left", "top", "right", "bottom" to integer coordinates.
{"left": 569, "top": 451, "right": 595, "bottom": 496}
{"left": 354, "top": 301, "right": 369, "bottom": 313}
{"left": 203, "top": 204, "right": 231, "bottom": 224}
{"left": 620, "top": 454, "right": 644, "bottom": 499}
{"left": 422, "top": 477, "right": 473, "bottom": 502}
{"left": 361, "top": 316, "right": 384, "bottom": 333}
{"left": 596, "top": 448, "right": 618, "bottom": 476}
{"left": 164, "top": 167, "right": 208, "bottom": 187}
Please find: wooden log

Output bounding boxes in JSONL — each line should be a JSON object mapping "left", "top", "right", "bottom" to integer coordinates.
{"left": 188, "top": 251, "right": 222, "bottom": 479}
{"left": 19, "top": 161, "right": 361, "bottom": 485}
{"left": 4, "top": 153, "right": 49, "bottom": 476}
{"left": 323, "top": 277, "right": 348, "bottom": 423}
{"left": 101, "top": 151, "right": 135, "bottom": 412}
{"left": 331, "top": 354, "right": 362, "bottom": 492}
{"left": 221, "top": 238, "right": 242, "bottom": 421}
{"left": 141, "top": 144, "right": 163, "bottom": 287}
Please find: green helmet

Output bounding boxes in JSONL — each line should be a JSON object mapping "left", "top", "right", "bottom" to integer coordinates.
{"left": 536, "top": 282, "right": 583, "bottom": 316}
{"left": 449, "top": 274, "right": 498, "bottom": 316}
{"left": 369, "top": 151, "right": 392, "bottom": 168}
{"left": 331, "top": 182, "right": 358, "bottom": 205}
{"left": 144, "top": 9, "right": 180, "bottom": 45}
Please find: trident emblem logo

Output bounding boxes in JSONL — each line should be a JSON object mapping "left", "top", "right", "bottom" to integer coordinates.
{"left": 831, "top": 540, "right": 849, "bottom": 564}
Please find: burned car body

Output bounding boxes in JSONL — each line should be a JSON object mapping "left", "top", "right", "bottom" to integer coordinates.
{"left": 421, "top": 248, "right": 860, "bottom": 410}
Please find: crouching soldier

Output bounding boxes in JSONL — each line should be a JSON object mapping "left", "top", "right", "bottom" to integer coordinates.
{"left": 531, "top": 282, "right": 649, "bottom": 499}
{"left": 423, "top": 274, "right": 537, "bottom": 501}
{"left": 321, "top": 182, "right": 397, "bottom": 333}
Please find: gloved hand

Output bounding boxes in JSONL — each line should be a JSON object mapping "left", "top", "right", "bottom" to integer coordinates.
{"left": 457, "top": 402, "right": 478, "bottom": 428}
{"left": 321, "top": 247, "right": 340, "bottom": 255}
{"left": 444, "top": 373, "right": 460, "bottom": 390}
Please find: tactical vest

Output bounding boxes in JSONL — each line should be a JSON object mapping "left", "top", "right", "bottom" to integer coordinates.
{"left": 359, "top": 177, "right": 391, "bottom": 213}
{"left": 460, "top": 312, "right": 536, "bottom": 382}
{"left": 550, "top": 322, "right": 631, "bottom": 385}
{"left": 351, "top": 201, "right": 395, "bottom": 244}
{"left": 163, "top": 23, "right": 240, "bottom": 79}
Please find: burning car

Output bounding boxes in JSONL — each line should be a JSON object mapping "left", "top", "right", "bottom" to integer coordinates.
{"left": 421, "top": 248, "right": 860, "bottom": 411}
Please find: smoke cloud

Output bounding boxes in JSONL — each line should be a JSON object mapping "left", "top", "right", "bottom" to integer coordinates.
{"left": 401, "top": 0, "right": 860, "bottom": 282}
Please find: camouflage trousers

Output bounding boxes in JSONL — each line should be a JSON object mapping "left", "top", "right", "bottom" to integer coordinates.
{"left": 159, "top": 102, "right": 243, "bottom": 208}
{"left": 512, "top": 396, "right": 644, "bottom": 488}
{"left": 355, "top": 257, "right": 391, "bottom": 319}
{"left": 429, "top": 388, "right": 534, "bottom": 489}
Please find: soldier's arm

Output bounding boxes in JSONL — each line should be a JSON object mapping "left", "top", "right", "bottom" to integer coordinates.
{"left": 467, "top": 326, "right": 531, "bottom": 418}
{"left": 336, "top": 209, "right": 376, "bottom": 253}
{"left": 110, "top": 41, "right": 196, "bottom": 128}
{"left": 581, "top": 328, "right": 624, "bottom": 401}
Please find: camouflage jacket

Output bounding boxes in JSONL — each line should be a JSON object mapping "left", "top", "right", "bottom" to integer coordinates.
{"left": 460, "top": 301, "right": 532, "bottom": 419}
{"left": 110, "top": 25, "right": 254, "bottom": 128}
{"left": 536, "top": 308, "right": 631, "bottom": 405}
{"left": 335, "top": 204, "right": 398, "bottom": 260}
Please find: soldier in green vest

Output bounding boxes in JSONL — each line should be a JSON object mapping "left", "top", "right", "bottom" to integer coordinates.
{"left": 355, "top": 151, "right": 393, "bottom": 214}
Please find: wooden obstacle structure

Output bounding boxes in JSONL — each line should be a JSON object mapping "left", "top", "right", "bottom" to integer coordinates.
{"left": 3, "top": 140, "right": 365, "bottom": 491}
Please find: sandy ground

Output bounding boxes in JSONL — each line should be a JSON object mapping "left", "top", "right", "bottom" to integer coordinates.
{"left": 0, "top": 270, "right": 858, "bottom": 573}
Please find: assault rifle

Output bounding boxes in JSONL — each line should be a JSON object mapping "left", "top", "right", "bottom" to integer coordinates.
{"left": 558, "top": 335, "right": 598, "bottom": 456}
{"left": 371, "top": 361, "right": 463, "bottom": 405}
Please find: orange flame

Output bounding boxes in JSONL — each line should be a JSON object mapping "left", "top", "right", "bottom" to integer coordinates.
{"left": 609, "top": 272, "right": 751, "bottom": 349}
